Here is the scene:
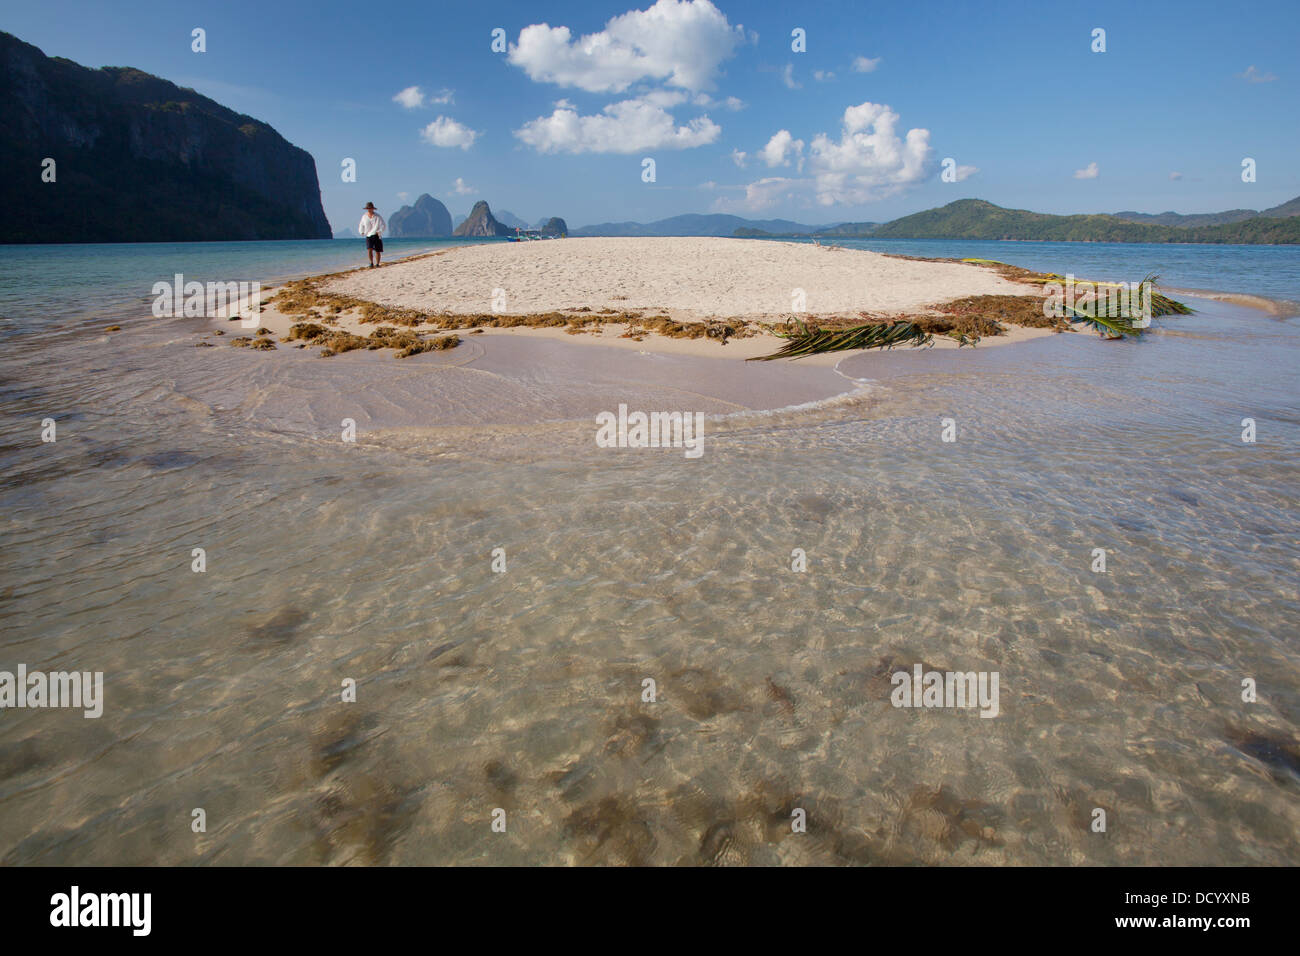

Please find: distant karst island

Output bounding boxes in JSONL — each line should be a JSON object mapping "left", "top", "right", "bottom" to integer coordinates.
{"left": 381, "top": 197, "right": 567, "bottom": 238}
{"left": 0, "top": 31, "right": 331, "bottom": 243}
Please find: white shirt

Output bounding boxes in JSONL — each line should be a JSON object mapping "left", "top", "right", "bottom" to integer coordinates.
{"left": 358, "top": 213, "right": 386, "bottom": 237}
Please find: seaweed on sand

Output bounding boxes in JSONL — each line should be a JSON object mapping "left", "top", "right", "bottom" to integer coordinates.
{"left": 230, "top": 336, "right": 275, "bottom": 350}
{"left": 753, "top": 269, "right": 1193, "bottom": 358}
{"left": 281, "top": 322, "right": 459, "bottom": 358}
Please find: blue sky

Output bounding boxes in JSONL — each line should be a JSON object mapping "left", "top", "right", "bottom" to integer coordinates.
{"left": 5, "top": 0, "right": 1297, "bottom": 230}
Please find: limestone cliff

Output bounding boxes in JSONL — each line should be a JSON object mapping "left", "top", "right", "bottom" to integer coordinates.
{"left": 388, "top": 194, "right": 452, "bottom": 237}
{"left": 0, "top": 30, "right": 331, "bottom": 243}
{"left": 452, "top": 201, "right": 512, "bottom": 237}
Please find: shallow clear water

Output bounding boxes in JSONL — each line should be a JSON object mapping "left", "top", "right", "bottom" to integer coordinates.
{"left": 0, "top": 240, "right": 1296, "bottom": 865}
{"left": 0, "top": 238, "right": 496, "bottom": 336}
{"left": 796, "top": 238, "right": 1300, "bottom": 311}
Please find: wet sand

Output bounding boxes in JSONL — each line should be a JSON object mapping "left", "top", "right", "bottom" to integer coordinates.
{"left": 196, "top": 237, "right": 1065, "bottom": 430}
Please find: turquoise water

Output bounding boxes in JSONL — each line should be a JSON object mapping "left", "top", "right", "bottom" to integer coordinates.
{"left": 0, "top": 238, "right": 498, "bottom": 334}
{"left": 0, "top": 236, "right": 1296, "bottom": 865}
{"left": 1, "top": 238, "right": 1298, "bottom": 336}
{"left": 779, "top": 238, "right": 1300, "bottom": 309}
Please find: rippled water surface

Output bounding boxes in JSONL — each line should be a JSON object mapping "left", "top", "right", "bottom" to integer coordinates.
{"left": 0, "top": 242, "right": 1296, "bottom": 865}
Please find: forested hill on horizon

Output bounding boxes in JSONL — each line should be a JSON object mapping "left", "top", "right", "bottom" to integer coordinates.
{"left": 729, "top": 197, "right": 1300, "bottom": 244}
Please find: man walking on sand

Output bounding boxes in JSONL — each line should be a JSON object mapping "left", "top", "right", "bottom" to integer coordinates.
{"left": 358, "top": 202, "right": 386, "bottom": 268}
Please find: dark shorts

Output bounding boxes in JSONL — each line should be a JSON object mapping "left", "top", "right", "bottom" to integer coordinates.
{"left": 366, "top": 234, "right": 384, "bottom": 252}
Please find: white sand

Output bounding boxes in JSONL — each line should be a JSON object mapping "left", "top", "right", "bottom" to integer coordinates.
{"left": 210, "top": 238, "right": 1061, "bottom": 394}
{"left": 323, "top": 236, "right": 1030, "bottom": 321}
{"left": 198, "top": 238, "right": 1069, "bottom": 426}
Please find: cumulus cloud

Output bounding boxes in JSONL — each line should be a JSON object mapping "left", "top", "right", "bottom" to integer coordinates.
{"left": 1237, "top": 65, "right": 1278, "bottom": 83}
{"left": 731, "top": 149, "right": 748, "bottom": 167}
{"left": 949, "top": 163, "right": 978, "bottom": 182}
{"left": 393, "top": 86, "right": 424, "bottom": 109}
{"left": 1073, "top": 161, "right": 1099, "bottom": 179}
{"left": 814, "top": 70, "right": 835, "bottom": 82}
{"left": 805, "top": 101, "right": 930, "bottom": 204}
{"left": 727, "top": 102, "right": 930, "bottom": 210}
{"left": 761, "top": 129, "right": 804, "bottom": 168}
{"left": 421, "top": 116, "right": 479, "bottom": 149}
{"left": 781, "top": 63, "right": 800, "bottom": 89}
{"left": 393, "top": 85, "right": 455, "bottom": 108}
{"left": 397, "top": 191, "right": 410, "bottom": 202}
{"left": 507, "top": 0, "right": 745, "bottom": 93}
{"left": 451, "top": 177, "right": 475, "bottom": 195}
{"left": 851, "top": 56, "right": 881, "bottom": 73}
{"left": 514, "top": 96, "right": 720, "bottom": 153}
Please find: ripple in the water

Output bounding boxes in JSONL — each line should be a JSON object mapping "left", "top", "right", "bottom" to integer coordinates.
{"left": 0, "top": 294, "right": 1296, "bottom": 866}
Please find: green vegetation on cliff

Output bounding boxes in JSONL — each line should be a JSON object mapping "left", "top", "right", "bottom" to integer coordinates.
{"left": 870, "top": 199, "right": 1300, "bottom": 243}
{"left": 735, "top": 198, "right": 1300, "bottom": 244}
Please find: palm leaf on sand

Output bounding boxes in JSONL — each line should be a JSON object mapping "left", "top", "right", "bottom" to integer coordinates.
{"left": 1065, "top": 273, "right": 1190, "bottom": 338}
{"left": 750, "top": 319, "right": 933, "bottom": 361}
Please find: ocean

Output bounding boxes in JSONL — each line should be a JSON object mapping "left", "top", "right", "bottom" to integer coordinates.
{"left": 0, "top": 237, "right": 1296, "bottom": 865}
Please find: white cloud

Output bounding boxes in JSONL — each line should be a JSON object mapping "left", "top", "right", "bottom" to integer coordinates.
{"left": 711, "top": 177, "right": 795, "bottom": 214}
{"left": 781, "top": 63, "right": 800, "bottom": 89}
{"left": 694, "top": 92, "right": 744, "bottom": 110}
{"left": 514, "top": 96, "right": 720, "bottom": 153}
{"left": 451, "top": 177, "right": 475, "bottom": 195}
{"left": 814, "top": 70, "right": 835, "bottom": 82}
{"left": 639, "top": 89, "right": 689, "bottom": 108}
{"left": 851, "top": 56, "right": 881, "bottom": 73}
{"left": 761, "top": 129, "right": 804, "bottom": 168}
{"left": 1169, "top": 171, "right": 1184, "bottom": 181}
{"left": 730, "top": 149, "right": 748, "bottom": 167}
{"left": 421, "top": 116, "right": 479, "bottom": 149}
{"left": 507, "top": 0, "right": 745, "bottom": 93}
{"left": 949, "top": 163, "right": 978, "bottom": 182}
{"left": 1237, "top": 65, "right": 1278, "bottom": 83}
{"left": 393, "top": 86, "right": 425, "bottom": 109}
{"left": 394, "top": 86, "right": 455, "bottom": 108}
{"left": 397, "top": 191, "right": 410, "bottom": 202}
{"left": 1073, "top": 161, "right": 1099, "bottom": 179}
{"left": 726, "top": 102, "right": 931, "bottom": 210}
{"left": 806, "top": 101, "right": 930, "bottom": 204}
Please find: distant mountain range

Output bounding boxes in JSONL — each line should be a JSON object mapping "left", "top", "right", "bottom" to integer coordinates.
{"left": 727, "top": 197, "right": 1300, "bottom": 244}
{"left": 341, "top": 196, "right": 1300, "bottom": 246}
{"left": 494, "top": 210, "right": 531, "bottom": 230}
{"left": 0, "top": 30, "right": 330, "bottom": 243}
{"left": 572, "top": 213, "right": 834, "bottom": 237}
{"left": 1111, "top": 195, "right": 1300, "bottom": 228}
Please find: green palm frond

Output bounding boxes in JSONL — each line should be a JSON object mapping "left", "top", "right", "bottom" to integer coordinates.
{"left": 751, "top": 319, "right": 933, "bottom": 360}
{"left": 1142, "top": 274, "right": 1194, "bottom": 316}
{"left": 1063, "top": 304, "right": 1143, "bottom": 337}
{"left": 1064, "top": 273, "right": 1191, "bottom": 336}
